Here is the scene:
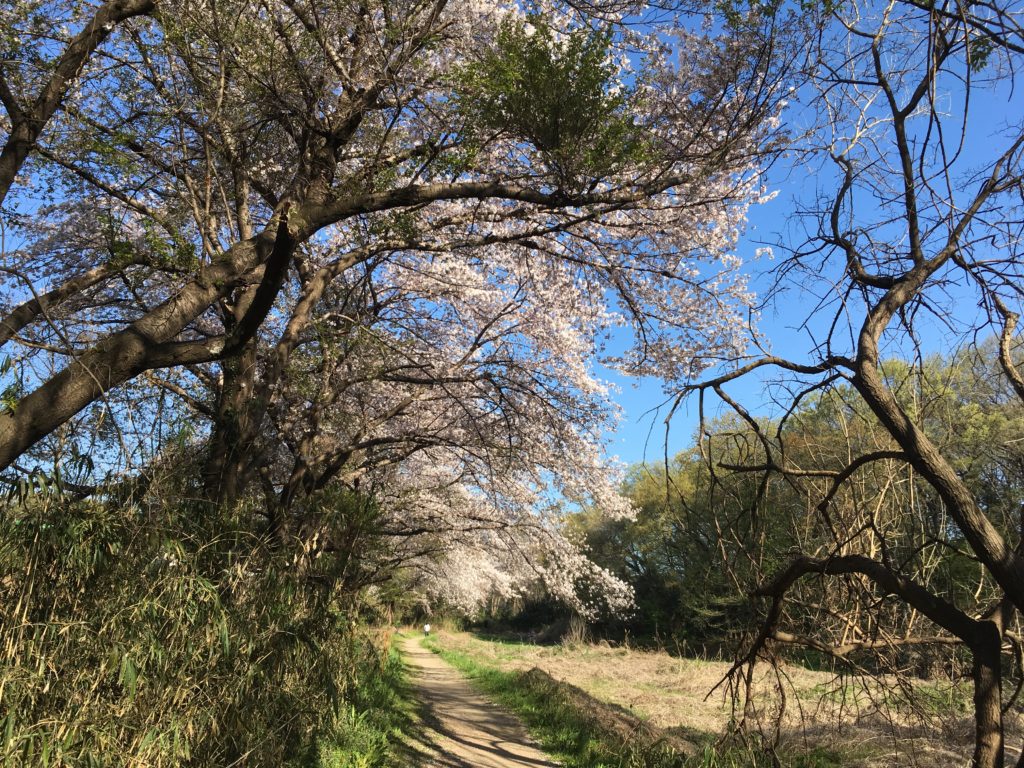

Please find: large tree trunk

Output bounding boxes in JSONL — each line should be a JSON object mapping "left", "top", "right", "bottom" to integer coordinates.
{"left": 971, "top": 621, "right": 1004, "bottom": 768}
{"left": 202, "top": 281, "right": 268, "bottom": 505}
{"left": 202, "top": 342, "right": 263, "bottom": 505}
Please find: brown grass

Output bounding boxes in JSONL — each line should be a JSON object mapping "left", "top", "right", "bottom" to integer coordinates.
{"left": 435, "top": 631, "right": 1024, "bottom": 767}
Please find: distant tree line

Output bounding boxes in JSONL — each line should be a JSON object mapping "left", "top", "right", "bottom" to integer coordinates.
{"left": 564, "top": 343, "right": 1017, "bottom": 650}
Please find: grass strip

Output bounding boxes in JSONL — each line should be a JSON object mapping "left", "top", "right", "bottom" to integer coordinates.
{"left": 420, "top": 634, "right": 850, "bottom": 768}
{"left": 313, "top": 636, "right": 419, "bottom": 768}
{"left": 421, "top": 634, "right": 687, "bottom": 768}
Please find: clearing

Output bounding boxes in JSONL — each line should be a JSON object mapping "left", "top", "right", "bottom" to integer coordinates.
{"left": 429, "top": 630, "right": 1024, "bottom": 767}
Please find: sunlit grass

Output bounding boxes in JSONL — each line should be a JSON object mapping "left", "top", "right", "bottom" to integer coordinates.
{"left": 421, "top": 633, "right": 852, "bottom": 768}
{"left": 422, "top": 634, "right": 686, "bottom": 768}
{"left": 313, "top": 641, "right": 419, "bottom": 768}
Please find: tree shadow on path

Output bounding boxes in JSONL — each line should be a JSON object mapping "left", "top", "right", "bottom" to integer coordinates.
{"left": 399, "top": 635, "right": 560, "bottom": 768}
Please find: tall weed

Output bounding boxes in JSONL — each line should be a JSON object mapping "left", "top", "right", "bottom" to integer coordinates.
{"left": 0, "top": 475, "right": 389, "bottom": 767}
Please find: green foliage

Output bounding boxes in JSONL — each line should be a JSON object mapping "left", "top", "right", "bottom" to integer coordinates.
{"left": 456, "top": 15, "right": 649, "bottom": 191}
{"left": 564, "top": 342, "right": 1024, "bottom": 683}
{"left": 967, "top": 35, "right": 996, "bottom": 71}
{"left": 0, "top": 356, "right": 21, "bottom": 415}
{"left": 0, "top": 474, "right": 400, "bottom": 767}
{"left": 315, "top": 644, "right": 417, "bottom": 768}
{"left": 569, "top": 440, "right": 769, "bottom": 651}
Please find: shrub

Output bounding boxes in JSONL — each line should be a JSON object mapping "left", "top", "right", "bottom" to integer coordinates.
{"left": 0, "top": 476, "right": 387, "bottom": 767}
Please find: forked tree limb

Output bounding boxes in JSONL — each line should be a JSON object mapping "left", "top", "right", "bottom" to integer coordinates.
{"left": 0, "top": 206, "right": 293, "bottom": 469}
{"left": 144, "top": 205, "right": 297, "bottom": 368}
{"left": 0, "top": 0, "right": 157, "bottom": 207}
{"left": 752, "top": 554, "right": 981, "bottom": 647}
{"left": 899, "top": 0, "right": 1024, "bottom": 56}
{"left": 708, "top": 551, "right": 988, "bottom": 702}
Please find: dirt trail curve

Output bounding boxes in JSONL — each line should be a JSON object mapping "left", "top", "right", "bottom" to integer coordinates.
{"left": 400, "top": 636, "right": 560, "bottom": 768}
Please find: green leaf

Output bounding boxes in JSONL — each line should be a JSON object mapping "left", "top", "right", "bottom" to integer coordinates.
{"left": 119, "top": 654, "right": 138, "bottom": 697}
{"left": 455, "top": 14, "right": 649, "bottom": 191}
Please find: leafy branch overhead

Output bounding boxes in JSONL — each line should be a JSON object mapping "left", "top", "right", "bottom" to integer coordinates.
{"left": 457, "top": 16, "right": 649, "bottom": 192}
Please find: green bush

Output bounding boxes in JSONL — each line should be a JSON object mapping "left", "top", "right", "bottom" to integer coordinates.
{"left": 0, "top": 476, "right": 395, "bottom": 767}
{"left": 455, "top": 14, "right": 649, "bottom": 192}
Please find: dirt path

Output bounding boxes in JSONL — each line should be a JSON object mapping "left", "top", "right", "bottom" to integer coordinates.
{"left": 400, "top": 635, "right": 559, "bottom": 768}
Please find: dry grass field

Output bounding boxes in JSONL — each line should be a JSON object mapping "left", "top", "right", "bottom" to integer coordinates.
{"left": 433, "top": 631, "right": 1024, "bottom": 767}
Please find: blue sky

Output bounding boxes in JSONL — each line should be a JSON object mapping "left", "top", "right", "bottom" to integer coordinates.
{"left": 603, "top": 56, "right": 1024, "bottom": 470}
{"left": 600, "top": 192, "right": 799, "bottom": 468}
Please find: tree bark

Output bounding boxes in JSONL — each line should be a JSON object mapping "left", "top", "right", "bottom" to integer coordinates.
{"left": 202, "top": 341, "right": 262, "bottom": 505}
{"left": 753, "top": 555, "right": 1010, "bottom": 768}
{"left": 971, "top": 621, "right": 1004, "bottom": 768}
{"left": 0, "top": 260, "right": 139, "bottom": 346}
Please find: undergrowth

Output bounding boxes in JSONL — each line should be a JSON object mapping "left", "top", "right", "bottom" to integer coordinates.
{"left": 0, "top": 474, "right": 410, "bottom": 767}
{"left": 313, "top": 641, "right": 418, "bottom": 768}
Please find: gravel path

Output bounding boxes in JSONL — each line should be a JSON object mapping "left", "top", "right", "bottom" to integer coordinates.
{"left": 400, "top": 636, "right": 559, "bottom": 768}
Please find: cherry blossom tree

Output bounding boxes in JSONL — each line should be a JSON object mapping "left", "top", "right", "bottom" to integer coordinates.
{"left": 0, "top": 0, "right": 788, "bottom": 465}
{"left": 0, "top": 0, "right": 801, "bottom": 620}
{"left": 230, "top": 235, "right": 651, "bottom": 609}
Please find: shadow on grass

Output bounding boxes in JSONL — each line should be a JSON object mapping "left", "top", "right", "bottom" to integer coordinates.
{"left": 421, "top": 633, "right": 690, "bottom": 768}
